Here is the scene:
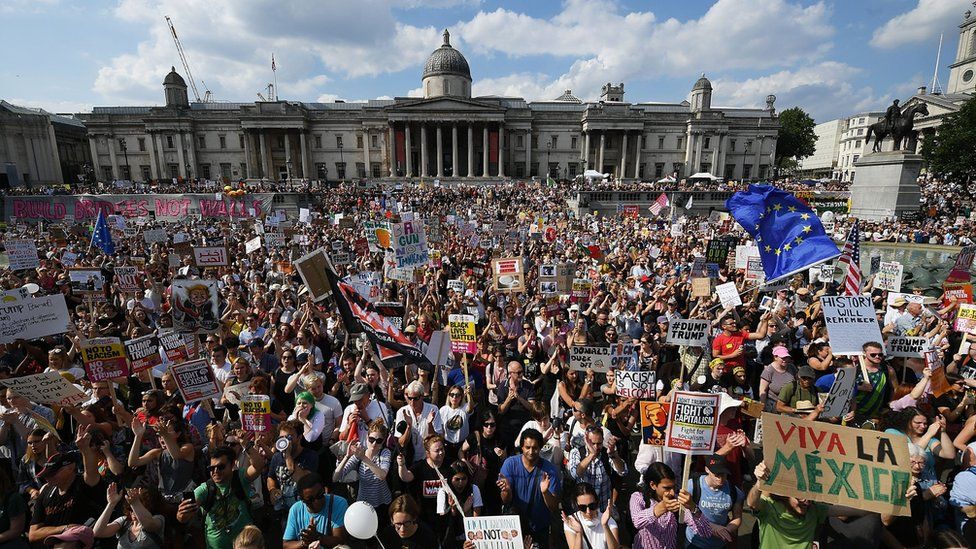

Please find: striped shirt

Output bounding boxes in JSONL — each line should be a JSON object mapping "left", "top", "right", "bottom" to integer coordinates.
{"left": 629, "top": 491, "right": 712, "bottom": 549}
{"left": 339, "top": 448, "right": 392, "bottom": 507}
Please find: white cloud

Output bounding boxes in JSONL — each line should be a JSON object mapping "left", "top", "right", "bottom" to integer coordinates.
{"left": 8, "top": 98, "right": 93, "bottom": 114}
{"left": 870, "top": 0, "right": 969, "bottom": 49}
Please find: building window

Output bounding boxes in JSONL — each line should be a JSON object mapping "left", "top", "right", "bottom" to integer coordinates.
{"left": 277, "top": 136, "right": 284, "bottom": 149}
{"left": 857, "top": 129, "right": 863, "bottom": 136}
{"left": 515, "top": 163, "right": 524, "bottom": 177}
{"left": 658, "top": 136, "right": 665, "bottom": 149}
{"left": 167, "top": 164, "right": 178, "bottom": 178}
{"left": 725, "top": 164, "right": 735, "bottom": 178}
{"left": 239, "top": 135, "right": 245, "bottom": 149}
{"left": 120, "top": 165, "right": 130, "bottom": 180}
{"left": 198, "top": 135, "right": 206, "bottom": 149}
{"left": 548, "top": 163, "right": 559, "bottom": 177}
{"left": 704, "top": 137, "right": 711, "bottom": 149}
{"left": 671, "top": 162, "right": 683, "bottom": 177}
{"left": 199, "top": 164, "right": 211, "bottom": 179}
{"left": 701, "top": 163, "right": 711, "bottom": 174}
{"left": 606, "top": 136, "right": 613, "bottom": 149}
{"left": 550, "top": 136, "right": 558, "bottom": 149}
{"left": 517, "top": 135, "right": 524, "bottom": 148}
{"left": 316, "top": 163, "right": 328, "bottom": 180}
{"left": 676, "top": 137, "right": 682, "bottom": 149}
{"left": 103, "top": 166, "right": 114, "bottom": 181}
{"left": 444, "top": 80, "right": 450, "bottom": 95}
{"left": 743, "top": 164, "right": 752, "bottom": 179}
{"left": 140, "top": 166, "right": 150, "bottom": 181}
{"left": 730, "top": 139, "right": 736, "bottom": 152}
{"left": 639, "top": 163, "right": 646, "bottom": 179}
{"left": 759, "top": 165, "right": 768, "bottom": 179}
{"left": 530, "top": 163, "right": 539, "bottom": 176}
{"left": 336, "top": 135, "right": 343, "bottom": 148}
{"left": 220, "top": 163, "right": 232, "bottom": 178}
{"left": 137, "top": 138, "right": 146, "bottom": 152}
{"left": 568, "top": 163, "right": 578, "bottom": 177}
{"left": 571, "top": 136, "right": 578, "bottom": 149}
{"left": 314, "top": 134, "right": 322, "bottom": 149}
{"left": 219, "top": 135, "right": 226, "bottom": 149}
{"left": 531, "top": 136, "right": 538, "bottom": 149}
{"left": 640, "top": 135, "right": 646, "bottom": 150}
{"left": 853, "top": 154, "right": 859, "bottom": 164}
{"left": 240, "top": 163, "right": 246, "bottom": 177}
{"left": 371, "top": 163, "right": 381, "bottom": 178}
{"left": 336, "top": 162, "right": 346, "bottom": 179}
{"left": 855, "top": 140, "right": 861, "bottom": 148}
{"left": 357, "top": 135, "right": 363, "bottom": 149}
{"left": 745, "top": 140, "right": 753, "bottom": 153}
{"left": 372, "top": 135, "right": 378, "bottom": 148}
{"left": 654, "top": 163, "right": 665, "bottom": 179}
{"left": 166, "top": 135, "right": 174, "bottom": 149}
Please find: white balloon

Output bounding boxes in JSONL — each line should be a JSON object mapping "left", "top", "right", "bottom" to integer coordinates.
{"left": 344, "top": 501, "right": 378, "bottom": 540}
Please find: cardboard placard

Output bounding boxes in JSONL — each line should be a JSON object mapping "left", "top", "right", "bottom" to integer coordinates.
{"left": 447, "top": 279, "right": 465, "bottom": 294}
{"left": 81, "top": 337, "right": 129, "bottom": 382}
{"left": 159, "top": 331, "right": 190, "bottom": 363}
{"left": 715, "top": 282, "right": 742, "bottom": 309}
{"left": 760, "top": 412, "right": 912, "bottom": 516}
{"left": 193, "top": 246, "right": 229, "bottom": 267}
{"left": 0, "top": 371, "right": 89, "bottom": 406}
{"left": 667, "top": 319, "right": 710, "bottom": 347}
{"left": 640, "top": 401, "right": 669, "bottom": 445}
{"left": 114, "top": 266, "right": 140, "bottom": 293}
{"left": 295, "top": 248, "right": 333, "bottom": 303}
{"left": 665, "top": 391, "right": 720, "bottom": 455}
{"left": 925, "top": 348, "right": 951, "bottom": 397}
{"left": 0, "top": 294, "right": 71, "bottom": 345}
{"left": 171, "top": 359, "right": 220, "bottom": 403}
{"left": 241, "top": 394, "right": 271, "bottom": 432}
{"left": 425, "top": 330, "right": 452, "bottom": 367}
{"left": 820, "top": 367, "right": 857, "bottom": 418}
{"left": 875, "top": 262, "right": 904, "bottom": 293}
{"left": 449, "top": 314, "right": 477, "bottom": 354}
{"left": 610, "top": 341, "right": 638, "bottom": 370}
{"left": 4, "top": 239, "right": 39, "bottom": 270}
{"left": 691, "top": 277, "right": 711, "bottom": 297}
{"left": 885, "top": 336, "right": 928, "bottom": 358}
{"left": 570, "top": 345, "right": 612, "bottom": 372}
{"left": 143, "top": 228, "right": 167, "bottom": 243}
{"left": 245, "top": 236, "right": 262, "bottom": 254}
{"left": 124, "top": 334, "right": 162, "bottom": 373}
{"left": 391, "top": 220, "right": 429, "bottom": 268}
{"left": 820, "top": 296, "right": 884, "bottom": 355}
{"left": 171, "top": 280, "right": 220, "bottom": 333}
{"left": 492, "top": 257, "right": 524, "bottom": 293}
{"left": 955, "top": 303, "right": 976, "bottom": 334}
{"left": 347, "top": 271, "right": 382, "bottom": 303}
{"left": 615, "top": 370, "right": 655, "bottom": 399}
{"left": 463, "top": 516, "right": 523, "bottom": 548}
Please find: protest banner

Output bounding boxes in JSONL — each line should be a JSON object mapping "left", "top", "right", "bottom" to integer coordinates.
{"left": 347, "top": 271, "right": 382, "bottom": 303}
{"left": 4, "top": 239, "right": 39, "bottom": 270}
{"left": 667, "top": 319, "right": 710, "bottom": 347}
{"left": 715, "top": 282, "right": 742, "bottom": 309}
{"left": 492, "top": 257, "right": 524, "bottom": 293}
{"left": 571, "top": 279, "right": 592, "bottom": 303}
{"left": 81, "top": 337, "right": 129, "bottom": 382}
{"left": 114, "top": 266, "right": 140, "bottom": 292}
{"left": 0, "top": 371, "right": 89, "bottom": 406}
{"left": 391, "top": 219, "right": 429, "bottom": 268}
{"left": 5, "top": 193, "right": 281, "bottom": 222}
{"left": 0, "top": 294, "right": 71, "bottom": 345}
{"left": 449, "top": 314, "right": 477, "bottom": 354}
{"left": 463, "top": 516, "right": 523, "bottom": 549}
{"left": 925, "top": 348, "right": 951, "bottom": 398}
{"left": 745, "top": 257, "right": 764, "bottom": 282}
{"left": 143, "top": 228, "right": 167, "bottom": 243}
{"left": 955, "top": 303, "right": 976, "bottom": 334}
{"left": 616, "top": 370, "right": 655, "bottom": 399}
{"left": 68, "top": 268, "right": 105, "bottom": 296}
{"left": 245, "top": 236, "right": 262, "bottom": 254}
{"left": 640, "top": 401, "right": 669, "bottom": 445}
{"left": 124, "top": 334, "right": 162, "bottom": 373}
{"left": 159, "top": 331, "right": 190, "bottom": 363}
{"left": 610, "top": 341, "right": 638, "bottom": 370}
{"left": 885, "top": 336, "right": 928, "bottom": 358}
{"left": 295, "top": 248, "right": 333, "bottom": 302}
{"left": 760, "top": 412, "right": 912, "bottom": 516}
{"left": 192, "top": 246, "right": 229, "bottom": 267}
{"left": 171, "top": 359, "right": 220, "bottom": 403}
{"left": 820, "top": 296, "right": 883, "bottom": 355}
{"left": 665, "top": 391, "right": 720, "bottom": 456}
{"left": 570, "top": 345, "right": 612, "bottom": 372}
{"left": 706, "top": 239, "right": 732, "bottom": 265}
{"left": 820, "top": 367, "right": 857, "bottom": 418}
{"left": 875, "top": 262, "right": 904, "bottom": 293}
{"left": 447, "top": 279, "right": 465, "bottom": 294}
{"left": 241, "top": 394, "right": 271, "bottom": 432}
{"left": 171, "top": 280, "right": 220, "bottom": 333}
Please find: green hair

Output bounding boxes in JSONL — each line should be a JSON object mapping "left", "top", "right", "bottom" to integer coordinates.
{"left": 296, "top": 391, "right": 318, "bottom": 418}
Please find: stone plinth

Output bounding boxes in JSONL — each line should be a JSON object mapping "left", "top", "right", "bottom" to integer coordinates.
{"left": 850, "top": 151, "right": 922, "bottom": 221}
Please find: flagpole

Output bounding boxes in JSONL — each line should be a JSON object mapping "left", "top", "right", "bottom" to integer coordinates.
{"left": 272, "top": 53, "right": 278, "bottom": 101}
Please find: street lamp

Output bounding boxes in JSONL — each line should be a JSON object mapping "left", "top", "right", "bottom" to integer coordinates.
{"left": 118, "top": 137, "right": 129, "bottom": 181}
{"left": 546, "top": 139, "right": 552, "bottom": 178}
{"left": 337, "top": 140, "right": 344, "bottom": 182}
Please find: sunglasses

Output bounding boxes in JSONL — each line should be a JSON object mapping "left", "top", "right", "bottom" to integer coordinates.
{"left": 367, "top": 436, "right": 384, "bottom": 444}
{"left": 577, "top": 502, "right": 600, "bottom": 512}
{"left": 482, "top": 422, "right": 496, "bottom": 427}
{"left": 301, "top": 492, "right": 325, "bottom": 504}
{"left": 207, "top": 463, "right": 228, "bottom": 472}
{"left": 449, "top": 392, "right": 462, "bottom": 398}
{"left": 406, "top": 395, "right": 422, "bottom": 401}
{"left": 867, "top": 353, "right": 884, "bottom": 358}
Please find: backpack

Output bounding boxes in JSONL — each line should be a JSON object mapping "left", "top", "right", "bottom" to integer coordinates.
{"left": 200, "top": 473, "right": 250, "bottom": 514}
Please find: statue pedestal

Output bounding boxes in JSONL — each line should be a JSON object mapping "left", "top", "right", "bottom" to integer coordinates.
{"left": 850, "top": 151, "right": 922, "bottom": 221}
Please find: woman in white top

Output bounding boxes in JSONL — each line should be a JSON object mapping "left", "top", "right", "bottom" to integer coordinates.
{"left": 439, "top": 385, "right": 473, "bottom": 463}
{"left": 562, "top": 482, "right": 620, "bottom": 549}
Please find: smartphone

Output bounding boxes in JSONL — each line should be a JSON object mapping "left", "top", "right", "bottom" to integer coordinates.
{"left": 183, "top": 491, "right": 195, "bottom": 503}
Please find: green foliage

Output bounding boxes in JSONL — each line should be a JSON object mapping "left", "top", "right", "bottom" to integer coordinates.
{"left": 776, "top": 107, "right": 817, "bottom": 167}
{"left": 923, "top": 97, "right": 976, "bottom": 192}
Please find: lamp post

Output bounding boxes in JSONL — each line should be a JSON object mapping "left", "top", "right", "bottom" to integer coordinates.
{"left": 546, "top": 139, "right": 552, "bottom": 178}
{"left": 338, "top": 141, "right": 344, "bottom": 182}
{"left": 118, "top": 137, "right": 129, "bottom": 181}
{"left": 286, "top": 160, "right": 293, "bottom": 182}
{"left": 185, "top": 163, "right": 192, "bottom": 182}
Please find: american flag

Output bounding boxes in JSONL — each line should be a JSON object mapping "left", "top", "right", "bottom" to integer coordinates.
{"left": 837, "top": 220, "right": 862, "bottom": 295}
{"left": 649, "top": 193, "right": 669, "bottom": 216}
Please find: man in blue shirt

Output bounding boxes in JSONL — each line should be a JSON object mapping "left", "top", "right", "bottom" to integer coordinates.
{"left": 498, "top": 429, "right": 561, "bottom": 548}
{"left": 283, "top": 473, "right": 348, "bottom": 549}
{"left": 686, "top": 454, "right": 744, "bottom": 548}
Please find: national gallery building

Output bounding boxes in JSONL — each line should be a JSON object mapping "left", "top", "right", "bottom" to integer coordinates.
{"left": 80, "top": 30, "right": 779, "bottom": 184}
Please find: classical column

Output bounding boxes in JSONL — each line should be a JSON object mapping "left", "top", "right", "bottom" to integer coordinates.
{"left": 363, "top": 130, "right": 371, "bottom": 179}
{"left": 597, "top": 132, "right": 605, "bottom": 172}
{"left": 176, "top": 133, "right": 187, "bottom": 179}
{"left": 620, "top": 132, "right": 628, "bottom": 179}
{"left": 467, "top": 125, "right": 474, "bottom": 177}
{"left": 299, "top": 131, "right": 309, "bottom": 178}
{"left": 88, "top": 136, "right": 101, "bottom": 178}
{"left": 451, "top": 124, "right": 458, "bottom": 178}
{"left": 482, "top": 125, "right": 489, "bottom": 177}
{"left": 718, "top": 133, "right": 729, "bottom": 178}
{"left": 387, "top": 125, "right": 394, "bottom": 177}
{"left": 693, "top": 132, "right": 704, "bottom": 174}
{"left": 754, "top": 136, "right": 764, "bottom": 179}
{"left": 240, "top": 132, "right": 251, "bottom": 179}
{"left": 258, "top": 132, "right": 268, "bottom": 178}
{"left": 107, "top": 136, "right": 120, "bottom": 180}
{"left": 684, "top": 128, "right": 694, "bottom": 175}
{"left": 405, "top": 123, "right": 413, "bottom": 177}
{"left": 633, "top": 133, "right": 641, "bottom": 179}
{"left": 186, "top": 132, "right": 198, "bottom": 180}
{"left": 583, "top": 131, "right": 590, "bottom": 170}
{"left": 154, "top": 134, "right": 166, "bottom": 178}
{"left": 436, "top": 125, "right": 443, "bottom": 178}
{"left": 525, "top": 130, "right": 532, "bottom": 177}
{"left": 711, "top": 133, "right": 721, "bottom": 175}
{"left": 420, "top": 124, "right": 428, "bottom": 178}
{"left": 284, "top": 133, "right": 292, "bottom": 179}
{"left": 147, "top": 132, "right": 159, "bottom": 180}
{"left": 498, "top": 124, "right": 505, "bottom": 177}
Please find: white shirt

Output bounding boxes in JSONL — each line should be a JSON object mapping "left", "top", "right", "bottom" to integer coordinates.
{"left": 564, "top": 513, "right": 618, "bottom": 549}
{"left": 340, "top": 399, "right": 391, "bottom": 442}
{"left": 439, "top": 404, "right": 469, "bottom": 444}
{"left": 437, "top": 484, "right": 483, "bottom": 514}
{"left": 314, "top": 394, "right": 343, "bottom": 445}
{"left": 395, "top": 402, "right": 444, "bottom": 462}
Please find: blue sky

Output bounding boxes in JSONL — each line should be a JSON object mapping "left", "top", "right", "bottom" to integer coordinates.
{"left": 0, "top": 0, "right": 971, "bottom": 122}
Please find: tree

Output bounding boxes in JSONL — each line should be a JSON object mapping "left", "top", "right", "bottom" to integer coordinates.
{"left": 921, "top": 96, "right": 976, "bottom": 198}
{"left": 775, "top": 107, "right": 817, "bottom": 168}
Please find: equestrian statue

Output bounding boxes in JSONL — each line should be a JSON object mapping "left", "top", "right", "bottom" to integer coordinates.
{"left": 864, "top": 100, "right": 929, "bottom": 152}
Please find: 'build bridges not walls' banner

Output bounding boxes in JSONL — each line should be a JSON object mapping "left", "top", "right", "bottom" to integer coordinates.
{"left": 3, "top": 194, "right": 289, "bottom": 222}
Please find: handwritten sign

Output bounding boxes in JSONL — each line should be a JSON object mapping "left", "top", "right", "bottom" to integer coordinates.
{"left": 875, "top": 262, "right": 904, "bottom": 293}
{"left": 0, "top": 371, "right": 88, "bottom": 406}
{"left": 0, "top": 294, "right": 71, "bottom": 345}
{"left": 391, "top": 220, "right": 429, "bottom": 268}
{"left": 664, "top": 391, "right": 719, "bottom": 455}
{"left": 615, "top": 370, "right": 655, "bottom": 399}
{"left": 171, "top": 359, "right": 220, "bottom": 403}
{"left": 193, "top": 246, "right": 229, "bottom": 267}
{"left": 820, "top": 367, "right": 857, "bottom": 419}
{"left": 4, "top": 239, "right": 39, "bottom": 270}
{"left": 570, "top": 346, "right": 612, "bottom": 372}
{"left": 760, "top": 412, "right": 912, "bottom": 516}
{"left": 715, "top": 282, "right": 742, "bottom": 309}
{"left": 820, "top": 296, "right": 883, "bottom": 355}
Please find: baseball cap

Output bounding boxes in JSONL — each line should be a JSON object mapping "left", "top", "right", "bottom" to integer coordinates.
{"left": 705, "top": 454, "right": 730, "bottom": 476}
{"left": 656, "top": 315, "right": 669, "bottom": 324}
{"left": 45, "top": 525, "right": 94, "bottom": 549}
{"left": 38, "top": 452, "right": 77, "bottom": 478}
{"left": 349, "top": 382, "right": 370, "bottom": 403}
{"left": 772, "top": 346, "right": 790, "bottom": 358}
{"left": 797, "top": 366, "right": 817, "bottom": 379}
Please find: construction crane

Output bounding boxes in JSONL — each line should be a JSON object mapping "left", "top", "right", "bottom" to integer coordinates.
{"left": 256, "top": 83, "right": 275, "bottom": 102}
{"left": 165, "top": 16, "right": 208, "bottom": 102}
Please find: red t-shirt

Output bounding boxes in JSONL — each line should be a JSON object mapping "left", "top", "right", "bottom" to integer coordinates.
{"left": 711, "top": 329, "right": 749, "bottom": 370}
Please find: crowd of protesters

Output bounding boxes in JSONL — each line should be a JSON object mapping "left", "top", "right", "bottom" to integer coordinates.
{"left": 0, "top": 176, "right": 975, "bottom": 549}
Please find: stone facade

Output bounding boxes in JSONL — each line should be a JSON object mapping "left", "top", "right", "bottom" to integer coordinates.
{"left": 79, "top": 31, "right": 779, "bottom": 184}
{"left": 0, "top": 101, "right": 90, "bottom": 187}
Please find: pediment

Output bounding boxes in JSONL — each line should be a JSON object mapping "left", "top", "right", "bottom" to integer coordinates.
{"left": 388, "top": 97, "right": 505, "bottom": 113}
{"left": 904, "top": 95, "right": 962, "bottom": 117}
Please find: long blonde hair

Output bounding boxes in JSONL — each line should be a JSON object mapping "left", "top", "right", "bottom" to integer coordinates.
{"left": 233, "top": 525, "right": 265, "bottom": 549}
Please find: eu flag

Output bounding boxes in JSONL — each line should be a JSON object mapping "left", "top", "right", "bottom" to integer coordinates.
{"left": 90, "top": 211, "right": 115, "bottom": 255}
{"left": 726, "top": 185, "right": 839, "bottom": 282}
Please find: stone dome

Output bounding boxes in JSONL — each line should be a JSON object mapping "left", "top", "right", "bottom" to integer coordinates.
{"left": 692, "top": 73, "right": 712, "bottom": 91}
{"left": 554, "top": 89, "right": 582, "bottom": 103}
{"left": 422, "top": 30, "right": 471, "bottom": 80}
{"left": 164, "top": 66, "right": 186, "bottom": 87}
